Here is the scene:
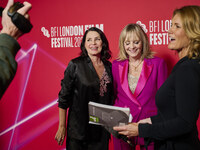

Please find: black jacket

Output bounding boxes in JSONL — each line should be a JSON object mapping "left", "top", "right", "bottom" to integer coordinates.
{"left": 58, "top": 56, "right": 113, "bottom": 140}
{"left": 139, "top": 57, "right": 200, "bottom": 150}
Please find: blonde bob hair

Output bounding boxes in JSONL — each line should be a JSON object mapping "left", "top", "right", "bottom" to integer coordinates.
{"left": 117, "top": 23, "right": 154, "bottom": 61}
{"left": 173, "top": 5, "right": 200, "bottom": 59}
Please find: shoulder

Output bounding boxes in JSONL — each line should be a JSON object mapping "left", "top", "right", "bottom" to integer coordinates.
{"left": 144, "top": 56, "right": 166, "bottom": 67}
{"left": 66, "top": 56, "right": 84, "bottom": 70}
{"left": 179, "top": 58, "right": 200, "bottom": 71}
{"left": 175, "top": 57, "right": 200, "bottom": 77}
{"left": 174, "top": 57, "right": 200, "bottom": 81}
{"left": 70, "top": 56, "right": 85, "bottom": 63}
{"left": 69, "top": 56, "right": 90, "bottom": 67}
{"left": 145, "top": 56, "right": 165, "bottom": 63}
{"left": 112, "top": 59, "right": 127, "bottom": 66}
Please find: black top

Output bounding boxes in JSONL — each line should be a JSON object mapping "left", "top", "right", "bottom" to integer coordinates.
{"left": 139, "top": 57, "right": 200, "bottom": 150}
{"left": 58, "top": 56, "right": 113, "bottom": 141}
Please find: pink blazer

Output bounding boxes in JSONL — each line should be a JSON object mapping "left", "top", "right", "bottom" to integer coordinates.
{"left": 112, "top": 57, "right": 168, "bottom": 147}
{"left": 112, "top": 57, "right": 168, "bottom": 122}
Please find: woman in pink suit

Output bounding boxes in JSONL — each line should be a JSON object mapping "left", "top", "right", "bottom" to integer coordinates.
{"left": 112, "top": 23, "right": 168, "bottom": 150}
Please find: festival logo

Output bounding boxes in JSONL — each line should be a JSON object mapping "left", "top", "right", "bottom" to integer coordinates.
{"left": 41, "top": 24, "right": 104, "bottom": 48}
{"left": 137, "top": 20, "right": 171, "bottom": 45}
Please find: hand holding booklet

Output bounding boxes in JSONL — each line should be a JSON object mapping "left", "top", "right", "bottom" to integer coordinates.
{"left": 88, "top": 101, "right": 133, "bottom": 146}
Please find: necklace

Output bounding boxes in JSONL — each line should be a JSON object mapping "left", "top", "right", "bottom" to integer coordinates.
{"left": 130, "top": 60, "right": 143, "bottom": 72}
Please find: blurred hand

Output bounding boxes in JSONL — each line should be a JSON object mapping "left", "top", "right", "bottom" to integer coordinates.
{"left": 1, "top": 0, "right": 32, "bottom": 40}
{"left": 113, "top": 123, "right": 139, "bottom": 138}
{"left": 55, "top": 126, "right": 66, "bottom": 146}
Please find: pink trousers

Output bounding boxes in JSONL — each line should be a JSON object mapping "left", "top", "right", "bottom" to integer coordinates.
{"left": 113, "top": 136, "right": 154, "bottom": 150}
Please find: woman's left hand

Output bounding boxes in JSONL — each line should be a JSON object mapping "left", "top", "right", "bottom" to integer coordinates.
{"left": 113, "top": 123, "right": 139, "bottom": 138}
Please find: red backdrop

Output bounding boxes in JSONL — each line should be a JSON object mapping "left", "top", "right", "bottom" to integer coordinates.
{"left": 0, "top": 0, "right": 200, "bottom": 149}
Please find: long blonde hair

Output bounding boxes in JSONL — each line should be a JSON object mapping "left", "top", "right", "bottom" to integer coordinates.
{"left": 173, "top": 5, "right": 200, "bottom": 59}
{"left": 117, "top": 23, "right": 154, "bottom": 61}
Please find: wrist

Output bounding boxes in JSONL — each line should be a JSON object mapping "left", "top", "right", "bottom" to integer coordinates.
{"left": 59, "top": 124, "right": 66, "bottom": 128}
{"left": 1, "top": 28, "right": 22, "bottom": 40}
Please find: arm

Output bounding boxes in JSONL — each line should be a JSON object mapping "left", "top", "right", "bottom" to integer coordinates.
{"left": 55, "top": 108, "right": 67, "bottom": 145}
{"left": 139, "top": 63, "right": 200, "bottom": 140}
{"left": 0, "top": 33, "right": 20, "bottom": 99}
{"left": 0, "top": 0, "right": 32, "bottom": 99}
{"left": 55, "top": 60, "right": 76, "bottom": 145}
{"left": 58, "top": 61, "right": 76, "bottom": 109}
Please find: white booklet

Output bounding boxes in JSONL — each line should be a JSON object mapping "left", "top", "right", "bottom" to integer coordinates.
{"left": 88, "top": 101, "right": 133, "bottom": 146}
{"left": 88, "top": 101, "right": 132, "bottom": 127}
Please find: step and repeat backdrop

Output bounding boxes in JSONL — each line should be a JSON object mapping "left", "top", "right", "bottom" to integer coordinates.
{"left": 0, "top": 0, "right": 200, "bottom": 149}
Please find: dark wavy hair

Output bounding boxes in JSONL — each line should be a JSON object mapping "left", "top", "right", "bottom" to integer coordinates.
{"left": 80, "top": 27, "right": 111, "bottom": 60}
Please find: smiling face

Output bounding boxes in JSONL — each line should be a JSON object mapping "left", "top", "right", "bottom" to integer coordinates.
{"left": 84, "top": 31, "right": 103, "bottom": 57}
{"left": 168, "top": 14, "right": 190, "bottom": 52}
{"left": 124, "top": 32, "right": 143, "bottom": 60}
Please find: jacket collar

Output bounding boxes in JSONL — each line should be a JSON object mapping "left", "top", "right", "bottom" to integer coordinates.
{"left": 85, "top": 56, "right": 111, "bottom": 79}
{"left": 119, "top": 58, "right": 153, "bottom": 106}
{"left": 85, "top": 56, "right": 96, "bottom": 73}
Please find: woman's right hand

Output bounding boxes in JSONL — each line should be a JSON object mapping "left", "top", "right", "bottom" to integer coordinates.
{"left": 55, "top": 126, "right": 66, "bottom": 145}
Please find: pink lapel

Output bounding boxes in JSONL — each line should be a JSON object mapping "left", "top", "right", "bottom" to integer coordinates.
{"left": 118, "top": 60, "right": 141, "bottom": 106}
{"left": 133, "top": 59, "right": 153, "bottom": 98}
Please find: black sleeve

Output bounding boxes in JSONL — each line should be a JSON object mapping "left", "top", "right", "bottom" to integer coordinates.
{"left": 139, "top": 63, "right": 200, "bottom": 140}
{"left": 112, "top": 61, "right": 118, "bottom": 101}
{"left": 58, "top": 60, "right": 76, "bottom": 109}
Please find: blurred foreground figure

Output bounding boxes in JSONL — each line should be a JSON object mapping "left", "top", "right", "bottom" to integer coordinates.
{"left": 0, "top": 0, "right": 32, "bottom": 99}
